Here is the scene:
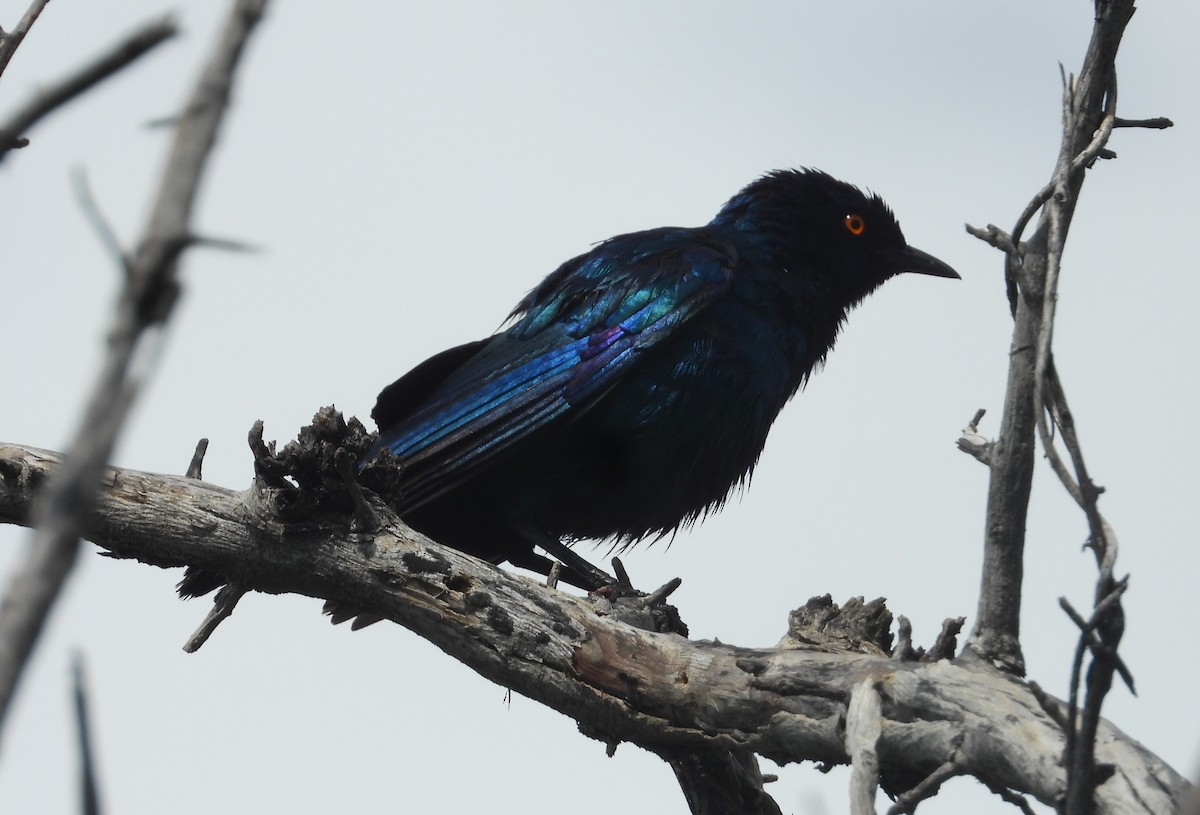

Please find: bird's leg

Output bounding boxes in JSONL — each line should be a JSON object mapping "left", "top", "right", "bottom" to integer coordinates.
{"left": 594, "top": 557, "right": 689, "bottom": 637}
{"left": 514, "top": 525, "right": 615, "bottom": 591}
{"left": 511, "top": 533, "right": 688, "bottom": 635}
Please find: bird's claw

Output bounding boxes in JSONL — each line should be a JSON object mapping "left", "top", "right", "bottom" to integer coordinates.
{"left": 587, "top": 557, "right": 688, "bottom": 636}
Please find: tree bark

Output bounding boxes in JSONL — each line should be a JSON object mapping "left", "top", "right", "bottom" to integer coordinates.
{"left": 0, "top": 442, "right": 1189, "bottom": 815}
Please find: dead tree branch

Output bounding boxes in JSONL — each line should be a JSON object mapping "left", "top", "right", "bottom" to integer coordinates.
{"left": 0, "top": 16, "right": 178, "bottom": 165}
{"left": 0, "top": 441, "right": 1190, "bottom": 815}
{"left": 0, "top": 0, "right": 269, "bottom": 732}
{"left": 0, "top": 0, "right": 51, "bottom": 80}
{"left": 961, "top": 1, "right": 1172, "bottom": 810}
{"left": 962, "top": 0, "right": 1151, "bottom": 677}
{"left": 72, "top": 654, "right": 102, "bottom": 815}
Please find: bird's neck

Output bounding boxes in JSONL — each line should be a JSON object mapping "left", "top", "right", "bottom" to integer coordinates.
{"left": 719, "top": 248, "right": 849, "bottom": 378}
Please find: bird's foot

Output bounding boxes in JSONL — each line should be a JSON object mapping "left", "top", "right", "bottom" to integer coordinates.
{"left": 587, "top": 557, "right": 688, "bottom": 636}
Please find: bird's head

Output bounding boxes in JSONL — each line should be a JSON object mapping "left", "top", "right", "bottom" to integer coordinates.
{"left": 711, "top": 168, "right": 958, "bottom": 305}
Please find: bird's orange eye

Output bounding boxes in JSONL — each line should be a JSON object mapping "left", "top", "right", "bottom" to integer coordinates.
{"left": 844, "top": 214, "right": 866, "bottom": 236}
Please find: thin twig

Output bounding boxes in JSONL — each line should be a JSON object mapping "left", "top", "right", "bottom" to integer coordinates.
{"left": 1089, "top": 578, "right": 1128, "bottom": 622}
{"left": 981, "top": 780, "right": 1039, "bottom": 815}
{"left": 1064, "top": 599, "right": 1091, "bottom": 769}
{"left": 1044, "top": 363, "right": 1113, "bottom": 565}
{"left": 964, "top": 223, "right": 1017, "bottom": 254}
{"left": 1059, "top": 589, "right": 1136, "bottom": 694}
{"left": 643, "top": 577, "right": 682, "bottom": 607}
{"left": 183, "top": 582, "right": 247, "bottom": 653}
{"left": 1070, "top": 629, "right": 1121, "bottom": 814}
{"left": 71, "top": 168, "right": 131, "bottom": 274}
{"left": 1008, "top": 181, "right": 1056, "bottom": 260}
{"left": 1031, "top": 71, "right": 1118, "bottom": 514}
{"left": 0, "top": 15, "right": 178, "bottom": 165}
{"left": 0, "top": 0, "right": 51, "bottom": 79}
{"left": 886, "top": 759, "right": 964, "bottom": 814}
{"left": 957, "top": 408, "right": 993, "bottom": 466}
{"left": 72, "top": 653, "right": 103, "bottom": 815}
{"left": 1112, "top": 116, "right": 1173, "bottom": 129}
{"left": 187, "top": 234, "right": 261, "bottom": 253}
{"left": 1062, "top": 579, "right": 1135, "bottom": 805}
{"left": 186, "top": 439, "right": 209, "bottom": 480}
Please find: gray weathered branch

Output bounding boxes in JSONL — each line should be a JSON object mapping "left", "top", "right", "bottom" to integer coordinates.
{"left": 0, "top": 0, "right": 269, "bottom": 732}
{"left": 0, "top": 15, "right": 178, "bottom": 165}
{"left": 0, "top": 0, "right": 51, "bottom": 80}
{"left": 964, "top": 0, "right": 1141, "bottom": 675}
{"left": 0, "top": 442, "right": 1189, "bottom": 815}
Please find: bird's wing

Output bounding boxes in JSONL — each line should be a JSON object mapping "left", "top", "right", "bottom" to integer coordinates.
{"left": 368, "top": 227, "right": 737, "bottom": 511}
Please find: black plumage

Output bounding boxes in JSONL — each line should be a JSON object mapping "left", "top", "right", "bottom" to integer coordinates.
{"left": 365, "top": 169, "right": 957, "bottom": 588}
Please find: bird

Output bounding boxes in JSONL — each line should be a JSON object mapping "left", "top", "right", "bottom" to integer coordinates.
{"left": 363, "top": 168, "right": 958, "bottom": 589}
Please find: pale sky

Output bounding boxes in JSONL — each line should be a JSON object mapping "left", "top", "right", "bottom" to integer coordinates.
{"left": 1, "top": 3, "right": 1197, "bottom": 813}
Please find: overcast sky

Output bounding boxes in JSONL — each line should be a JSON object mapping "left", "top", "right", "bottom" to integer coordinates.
{"left": 1, "top": 3, "right": 1197, "bottom": 813}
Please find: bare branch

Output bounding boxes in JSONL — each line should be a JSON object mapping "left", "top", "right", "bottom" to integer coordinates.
{"left": 185, "top": 234, "right": 262, "bottom": 253}
{"left": 981, "top": 781, "right": 1039, "bottom": 815}
{"left": 1057, "top": 591, "right": 1135, "bottom": 697}
{"left": 1031, "top": 70, "right": 1119, "bottom": 516}
{"left": 1044, "top": 364, "right": 1117, "bottom": 571}
{"left": 0, "top": 0, "right": 269, "bottom": 733}
{"left": 0, "top": 442, "right": 1189, "bottom": 815}
{"left": 964, "top": 223, "right": 1017, "bottom": 254}
{"left": 0, "top": 0, "right": 51, "bottom": 79}
{"left": 70, "top": 167, "right": 131, "bottom": 274}
{"left": 1112, "top": 116, "right": 1173, "bottom": 129}
{"left": 846, "top": 679, "right": 883, "bottom": 815}
{"left": 0, "top": 130, "right": 27, "bottom": 150}
{"left": 0, "top": 16, "right": 178, "bottom": 165}
{"left": 182, "top": 583, "right": 247, "bottom": 653}
{"left": 956, "top": 408, "right": 993, "bottom": 466}
{"left": 965, "top": 8, "right": 1147, "bottom": 810}
{"left": 185, "top": 439, "right": 209, "bottom": 480}
{"left": 966, "top": 0, "right": 1138, "bottom": 677}
{"left": 886, "top": 760, "right": 963, "bottom": 815}
{"left": 72, "top": 653, "right": 103, "bottom": 815}
{"left": 1063, "top": 578, "right": 1135, "bottom": 815}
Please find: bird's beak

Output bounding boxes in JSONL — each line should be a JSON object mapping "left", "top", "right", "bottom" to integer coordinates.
{"left": 893, "top": 245, "right": 959, "bottom": 279}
